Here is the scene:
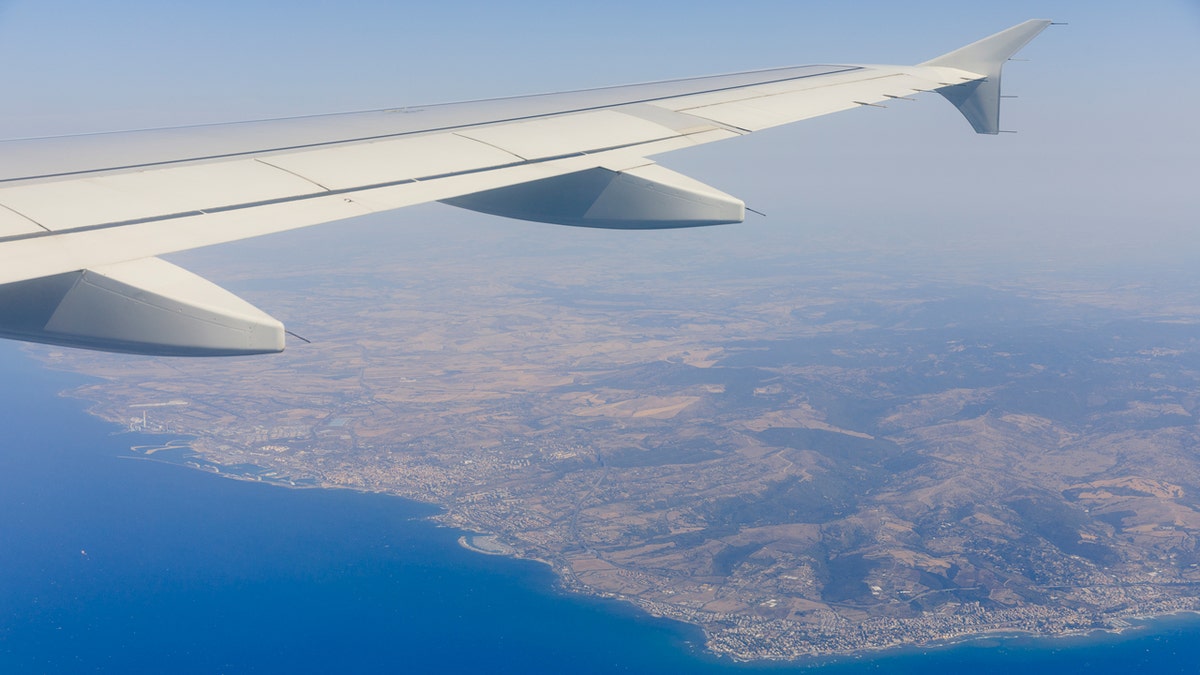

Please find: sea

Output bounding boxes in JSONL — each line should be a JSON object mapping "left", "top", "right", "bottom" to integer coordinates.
{"left": 2, "top": 342, "right": 1199, "bottom": 674}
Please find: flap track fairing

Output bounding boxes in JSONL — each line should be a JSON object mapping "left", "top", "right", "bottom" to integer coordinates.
{"left": 441, "top": 163, "right": 744, "bottom": 230}
{"left": 0, "top": 257, "right": 285, "bottom": 356}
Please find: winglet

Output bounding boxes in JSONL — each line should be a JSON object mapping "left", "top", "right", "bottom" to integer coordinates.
{"left": 920, "top": 19, "right": 1053, "bottom": 134}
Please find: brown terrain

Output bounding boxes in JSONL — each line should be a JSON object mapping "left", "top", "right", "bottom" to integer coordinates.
{"left": 33, "top": 212, "right": 1200, "bottom": 660}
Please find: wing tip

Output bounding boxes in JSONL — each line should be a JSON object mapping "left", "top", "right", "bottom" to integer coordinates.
{"left": 921, "top": 19, "right": 1055, "bottom": 134}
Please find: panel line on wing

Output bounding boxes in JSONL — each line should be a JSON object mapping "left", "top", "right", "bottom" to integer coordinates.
{"left": 449, "top": 133, "right": 532, "bottom": 161}
{"left": 0, "top": 203, "right": 48, "bottom": 234}
{"left": 254, "top": 158, "right": 333, "bottom": 191}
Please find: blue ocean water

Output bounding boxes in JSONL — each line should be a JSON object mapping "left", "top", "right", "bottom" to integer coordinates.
{"left": 1, "top": 343, "right": 1199, "bottom": 674}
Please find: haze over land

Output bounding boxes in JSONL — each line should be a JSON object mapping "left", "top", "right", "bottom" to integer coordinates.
{"left": 36, "top": 210, "right": 1200, "bottom": 660}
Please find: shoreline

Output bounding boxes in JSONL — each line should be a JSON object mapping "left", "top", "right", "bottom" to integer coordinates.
{"left": 457, "top": 534, "right": 517, "bottom": 557}
{"left": 76, "top": 420, "right": 1200, "bottom": 665}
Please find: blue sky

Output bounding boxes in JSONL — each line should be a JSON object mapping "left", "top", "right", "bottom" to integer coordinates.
{"left": 0, "top": 1, "right": 1196, "bottom": 270}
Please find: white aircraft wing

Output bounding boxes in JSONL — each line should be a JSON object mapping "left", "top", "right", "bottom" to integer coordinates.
{"left": 0, "top": 19, "right": 1052, "bottom": 356}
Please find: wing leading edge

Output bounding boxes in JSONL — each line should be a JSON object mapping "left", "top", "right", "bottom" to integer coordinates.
{"left": 0, "top": 19, "right": 1053, "bottom": 356}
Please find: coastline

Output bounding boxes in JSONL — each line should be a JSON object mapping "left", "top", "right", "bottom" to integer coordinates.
{"left": 84, "top": 423, "right": 1200, "bottom": 664}
{"left": 41, "top": 372, "right": 1200, "bottom": 666}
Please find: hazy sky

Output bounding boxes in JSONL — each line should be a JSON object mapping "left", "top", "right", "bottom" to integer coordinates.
{"left": 0, "top": 1, "right": 1195, "bottom": 271}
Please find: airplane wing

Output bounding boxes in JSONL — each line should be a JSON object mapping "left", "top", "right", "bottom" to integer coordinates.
{"left": 0, "top": 19, "right": 1052, "bottom": 356}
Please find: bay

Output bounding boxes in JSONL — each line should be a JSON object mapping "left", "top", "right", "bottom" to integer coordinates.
{"left": 1, "top": 341, "right": 1198, "bottom": 673}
